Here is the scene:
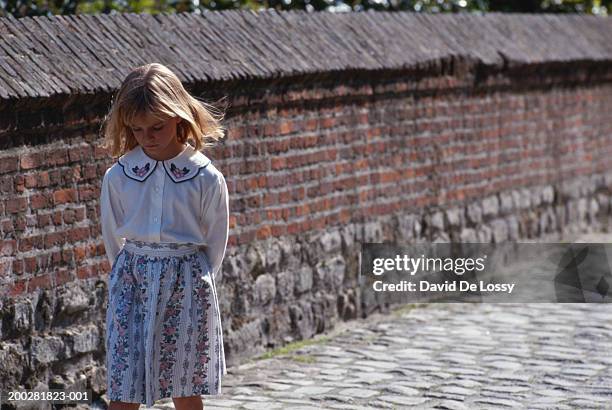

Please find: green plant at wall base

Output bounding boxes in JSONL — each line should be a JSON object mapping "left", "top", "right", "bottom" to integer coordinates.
{"left": 287, "top": 354, "right": 318, "bottom": 363}
{"left": 252, "top": 335, "right": 332, "bottom": 361}
{"left": 1, "top": 0, "right": 610, "bottom": 17}
{"left": 391, "top": 302, "right": 428, "bottom": 317}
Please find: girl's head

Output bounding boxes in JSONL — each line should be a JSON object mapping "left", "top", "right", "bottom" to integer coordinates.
{"left": 101, "top": 63, "right": 226, "bottom": 158}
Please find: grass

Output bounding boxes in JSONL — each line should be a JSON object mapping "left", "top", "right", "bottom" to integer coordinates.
{"left": 390, "top": 302, "right": 428, "bottom": 317}
{"left": 248, "top": 302, "right": 430, "bottom": 364}
{"left": 250, "top": 334, "right": 333, "bottom": 364}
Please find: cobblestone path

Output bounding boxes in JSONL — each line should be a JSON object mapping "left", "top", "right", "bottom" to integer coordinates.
{"left": 150, "top": 302, "right": 612, "bottom": 410}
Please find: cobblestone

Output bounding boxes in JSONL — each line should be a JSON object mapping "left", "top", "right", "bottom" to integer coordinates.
{"left": 145, "top": 233, "right": 612, "bottom": 409}
{"left": 143, "top": 302, "right": 612, "bottom": 409}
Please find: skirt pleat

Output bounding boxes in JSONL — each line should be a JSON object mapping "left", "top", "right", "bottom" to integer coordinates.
{"left": 105, "top": 240, "right": 225, "bottom": 408}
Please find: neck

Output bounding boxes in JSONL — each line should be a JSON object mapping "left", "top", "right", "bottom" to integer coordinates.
{"left": 143, "top": 142, "right": 186, "bottom": 161}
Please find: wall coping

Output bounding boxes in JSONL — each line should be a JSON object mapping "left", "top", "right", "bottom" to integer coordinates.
{"left": 1, "top": 10, "right": 612, "bottom": 104}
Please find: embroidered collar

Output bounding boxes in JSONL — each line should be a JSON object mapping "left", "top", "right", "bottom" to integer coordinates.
{"left": 118, "top": 144, "right": 211, "bottom": 183}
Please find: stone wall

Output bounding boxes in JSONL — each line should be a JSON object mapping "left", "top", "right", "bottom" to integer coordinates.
{"left": 1, "top": 9, "right": 612, "bottom": 408}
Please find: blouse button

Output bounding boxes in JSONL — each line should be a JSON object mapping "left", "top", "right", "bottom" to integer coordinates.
{"left": 154, "top": 186, "right": 160, "bottom": 192}
{"left": 153, "top": 217, "right": 159, "bottom": 222}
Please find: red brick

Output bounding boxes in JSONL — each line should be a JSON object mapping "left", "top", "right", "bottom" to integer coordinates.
{"left": 30, "top": 193, "right": 51, "bottom": 210}
{"left": 10, "top": 279, "right": 26, "bottom": 296}
{"left": 52, "top": 211, "right": 63, "bottom": 225}
{"left": 67, "top": 227, "right": 90, "bottom": 242}
{"left": 44, "top": 232, "right": 65, "bottom": 249}
{"left": 94, "top": 145, "right": 111, "bottom": 159}
{"left": 236, "top": 230, "right": 256, "bottom": 246}
{"left": 82, "top": 164, "right": 98, "bottom": 179}
{"left": 96, "top": 243, "right": 106, "bottom": 257}
{"left": 75, "top": 206, "right": 86, "bottom": 221}
{"left": 0, "top": 176, "right": 12, "bottom": 193}
{"left": 78, "top": 186, "right": 97, "bottom": 201}
{"left": 100, "top": 259, "right": 111, "bottom": 273}
{"left": 227, "top": 235, "right": 238, "bottom": 247}
{"left": 53, "top": 188, "right": 78, "bottom": 205}
{"left": 304, "top": 118, "right": 318, "bottom": 132}
{"left": 20, "top": 152, "right": 43, "bottom": 170}
{"left": 270, "top": 157, "right": 285, "bottom": 170}
{"left": 5, "top": 197, "right": 27, "bottom": 214}
{"left": 37, "top": 253, "right": 50, "bottom": 271}
{"left": 19, "top": 236, "right": 43, "bottom": 252}
{"left": 48, "top": 169, "right": 62, "bottom": 185}
{"left": 12, "top": 258, "right": 24, "bottom": 275}
{"left": 263, "top": 123, "right": 277, "bottom": 136}
{"left": 38, "top": 171, "right": 51, "bottom": 187}
{"left": 24, "top": 174, "right": 38, "bottom": 188}
{"left": 51, "top": 251, "right": 62, "bottom": 264}
{"left": 23, "top": 256, "right": 38, "bottom": 273}
{"left": 47, "top": 148, "right": 69, "bottom": 166}
{"left": 14, "top": 175, "right": 25, "bottom": 192}
{"left": 270, "top": 225, "right": 285, "bottom": 236}
{"left": 256, "top": 225, "right": 271, "bottom": 240}
{"left": 0, "top": 240, "right": 16, "bottom": 256}
{"left": 27, "top": 274, "right": 51, "bottom": 292}
{"left": 54, "top": 268, "right": 72, "bottom": 286}
{"left": 68, "top": 145, "right": 93, "bottom": 162}
{"left": 279, "top": 121, "right": 293, "bottom": 135}
{"left": 229, "top": 215, "right": 237, "bottom": 229}
{"left": 63, "top": 209, "right": 76, "bottom": 224}
{"left": 37, "top": 213, "right": 52, "bottom": 227}
{"left": 76, "top": 264, "right": 99, "bottom": 279}
{"left": 0, "top": 155, "right": 19, "bottom": 174}
{"left": 1, "top": 218, "right": 14, "bottom": 233}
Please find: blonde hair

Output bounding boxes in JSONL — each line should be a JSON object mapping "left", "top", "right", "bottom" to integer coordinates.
{"left": 100, "top": 63, "right": 227, "bottom": 158}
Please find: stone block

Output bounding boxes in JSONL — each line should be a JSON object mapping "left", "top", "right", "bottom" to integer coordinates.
{"left": 31, "top": 335, "right": 64, "bottom": 365}
{"left": 499, "top": 192, "right": 514, "bottom": 214}
{"left": 491, "top": 219, "right": 508, "bottom": 243}
{"left": 445, "top": 207, "right": 462, "bottom": 228}
{"left": 467, "top": 203, "right": 482, "bottom": 225}
{"left": 397, "top": 214, "right": 417, "bottom": 241}
{"left": 320, "top": 230, "right": 342, "bottom": 254}
{"left": 294, "top": 266, "right": 314, "bottom": 294}
{"left": 482, "top": 195, "right": 499, "bottom": 218}
{"left": 275, "top": 271, "right": 295, "bottom": 303}
{"left": 254, "top": 274, "right": 276, "bottom": 305}
{"left": 459, "top": 227, "right": 477, "bottom": 242}
{"left": 541, "top": 185, "right": 555, "bottom": 205}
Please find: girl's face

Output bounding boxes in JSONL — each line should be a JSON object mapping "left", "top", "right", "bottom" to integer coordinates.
{"left": 129, "top": 111, "right": 184, "bottom": 160}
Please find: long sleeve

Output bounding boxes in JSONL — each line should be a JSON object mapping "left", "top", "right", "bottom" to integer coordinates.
{"left": 200, "top": 172, "right": 229, "bottom": 281}
{"left": 100, "top": 168, "right": 124, "bottom": 267}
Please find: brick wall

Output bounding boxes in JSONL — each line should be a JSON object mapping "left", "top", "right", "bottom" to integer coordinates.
{"left": 1, "top": 10, "right": 612, "bottom": 408}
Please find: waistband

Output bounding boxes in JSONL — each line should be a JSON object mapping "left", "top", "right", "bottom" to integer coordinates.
{"left": 123, "top": 239, "right": 200, "bottom": 256}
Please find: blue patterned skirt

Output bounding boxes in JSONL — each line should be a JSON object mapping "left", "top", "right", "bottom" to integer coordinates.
{"left": 105, "top": 239, "right": 226, "bottom": 407}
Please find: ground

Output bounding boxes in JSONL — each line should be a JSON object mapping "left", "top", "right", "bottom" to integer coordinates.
{"left": 147, "top": 233, "right": 612, "bottom": 409}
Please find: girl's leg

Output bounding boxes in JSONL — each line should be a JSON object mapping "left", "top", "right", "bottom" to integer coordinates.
{"left": 173, "top": 395, "right": 203, "bottom": 410}
{"left": 108, "top": 401, "right": 140, "bottom": 410}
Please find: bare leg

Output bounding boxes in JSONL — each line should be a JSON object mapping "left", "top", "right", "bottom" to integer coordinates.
{"left": 108, "top": 401, "right": 140, "bottom": 410}
{"left": 173, "top": 395, "right": 204, "bottom": 410}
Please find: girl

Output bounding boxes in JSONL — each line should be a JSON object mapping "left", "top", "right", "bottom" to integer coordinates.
{"left": 99, "top": 63, "right": 229, "bottom": 410}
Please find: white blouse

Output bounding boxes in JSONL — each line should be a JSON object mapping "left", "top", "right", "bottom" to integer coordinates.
{"left": 100, "top": 143, "right": 229, "bottom": 280}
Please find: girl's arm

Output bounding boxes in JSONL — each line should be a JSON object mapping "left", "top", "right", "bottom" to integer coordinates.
{"left": 100, "top": 168, "right": 124, "bottom": 267}
{"left": 201, "top": 172, "right": 230, "bottom": 281}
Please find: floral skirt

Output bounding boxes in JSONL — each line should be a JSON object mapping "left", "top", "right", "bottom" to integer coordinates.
{"left": 105, "top": 239, "right": 226, "bottom": 408}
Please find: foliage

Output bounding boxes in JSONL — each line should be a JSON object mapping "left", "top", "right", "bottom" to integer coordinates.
{"left": 0, "top": 0, "right": 609, "bottom": 20}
